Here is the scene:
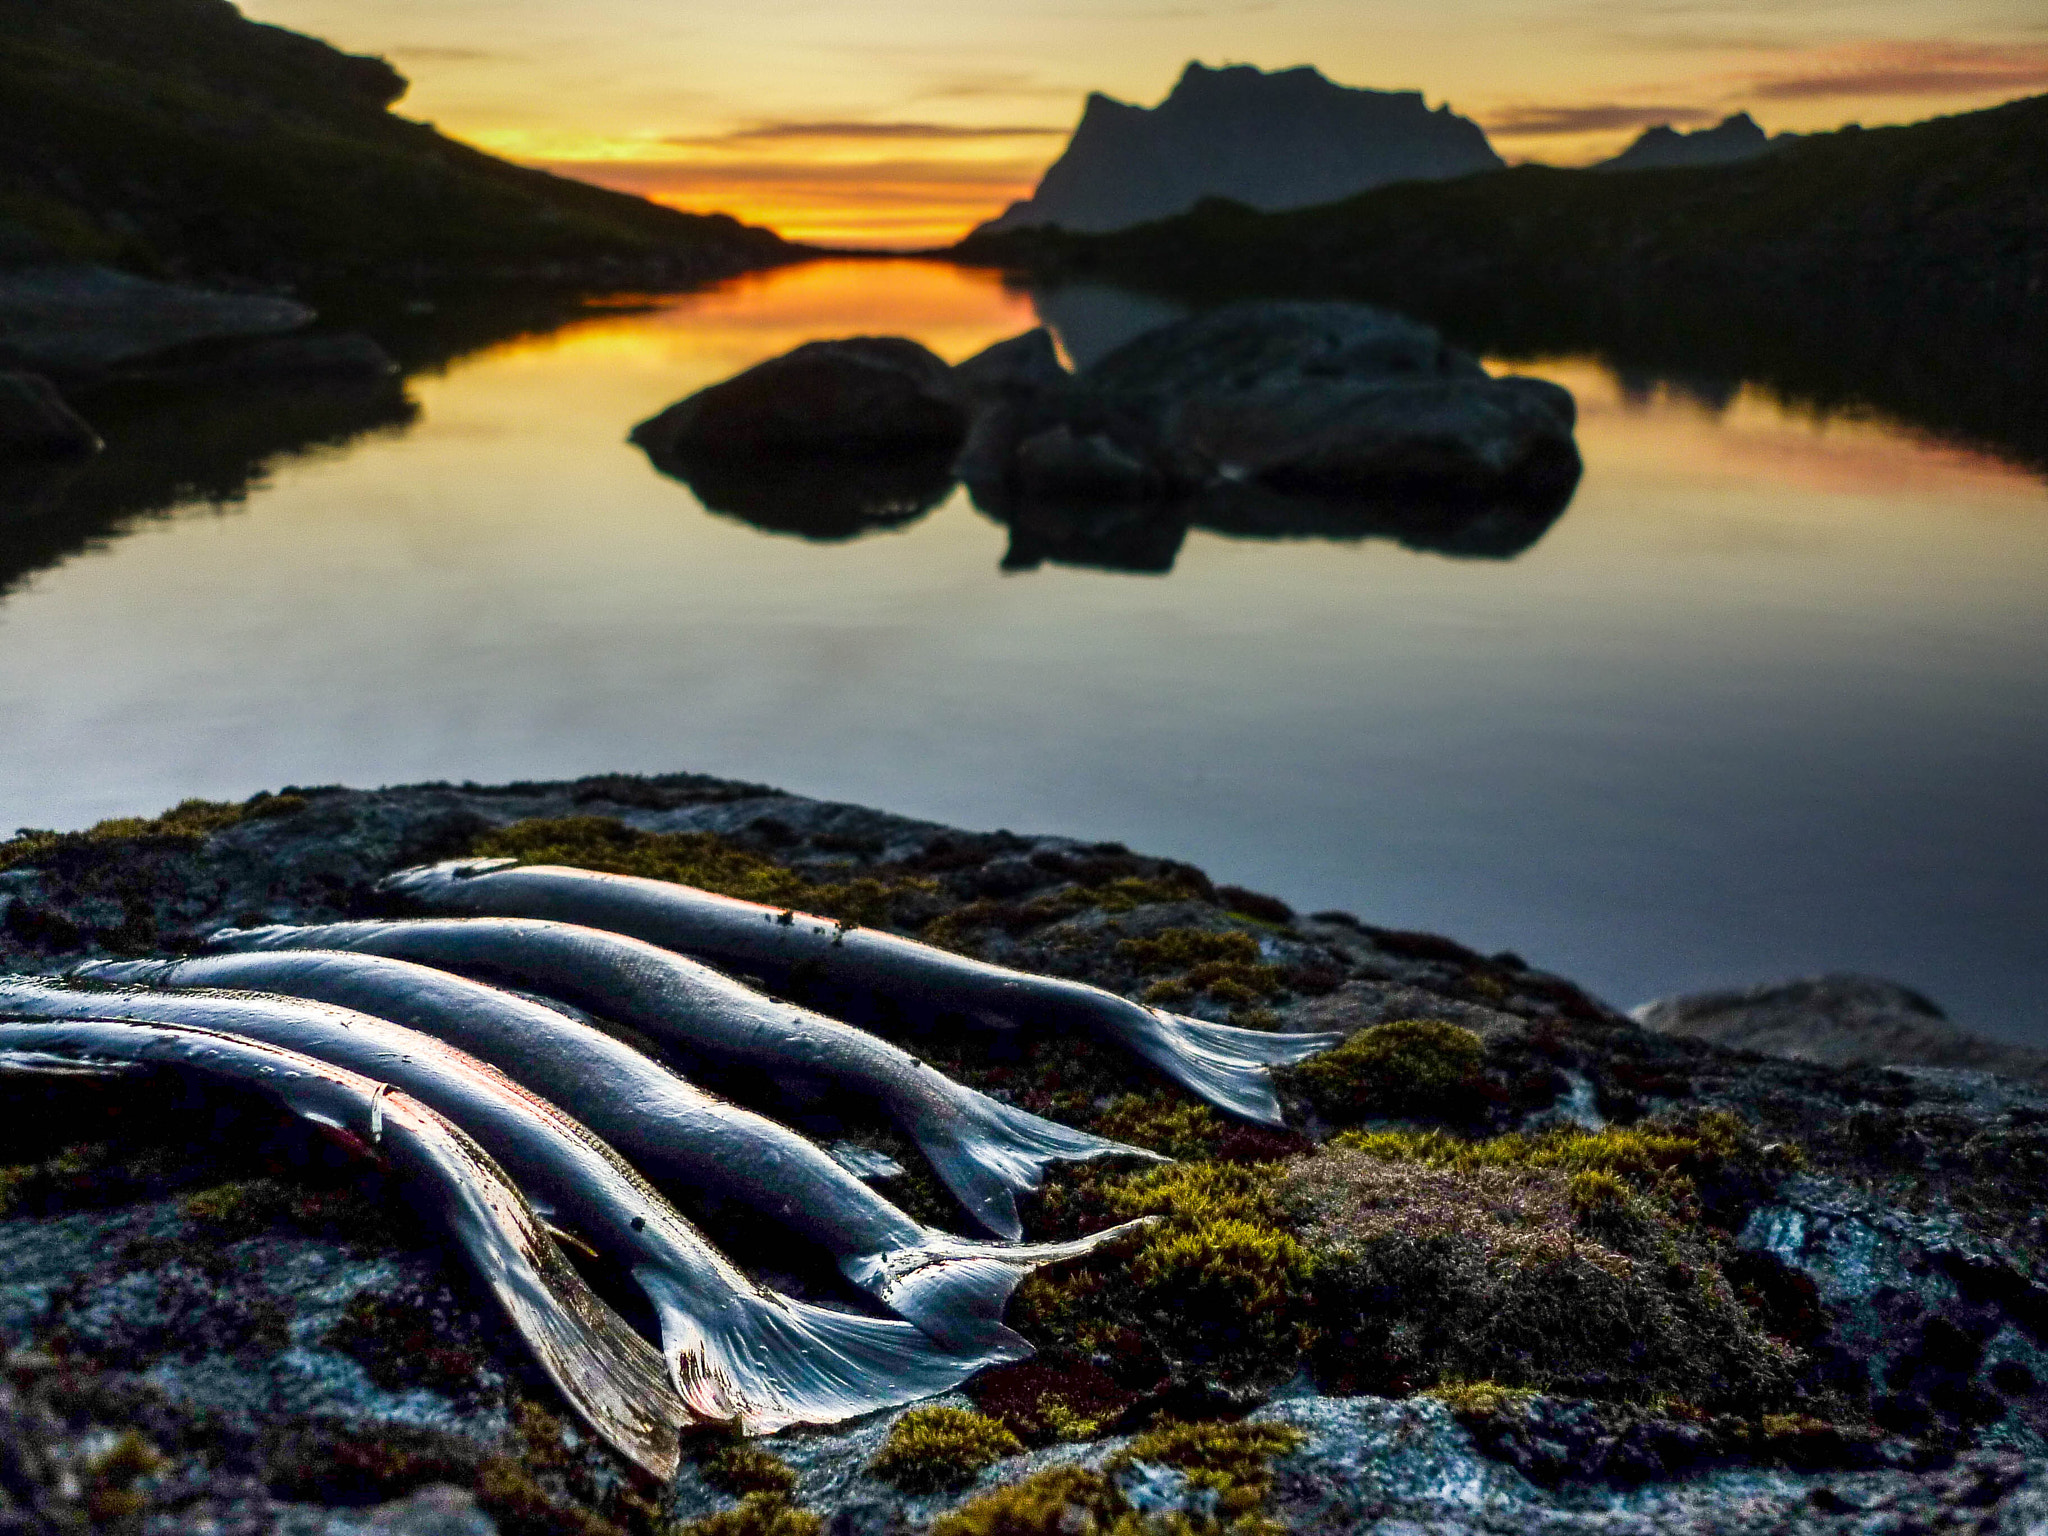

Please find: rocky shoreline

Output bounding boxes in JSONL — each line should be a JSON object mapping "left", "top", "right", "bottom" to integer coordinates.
{"left": 0, "top": 773, "right": 2043, "bottom": 1534}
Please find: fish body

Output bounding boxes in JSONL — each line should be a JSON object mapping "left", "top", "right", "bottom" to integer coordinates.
{"left": 0, "top": 978, "right": 1015, "bottom": 1430}
{"left": 0, "top": 1014, "right": 688, "bottom": 1480}
{"left": 81, "top": 950, "right": 1148, "bottom": 1351}
{"left": 381, "top": 859, "right": 1343, "bottom": 1126}
{"left": 203, "top": 917, "right": 1155, "bottom": 1240}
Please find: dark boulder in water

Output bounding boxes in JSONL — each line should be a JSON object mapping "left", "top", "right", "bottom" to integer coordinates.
{"left": 631, "top": 336, "right": 970, "bottom": 457}
{"left": 953, "top": 328, "right": 1068, "bottom": 403}
{"left": 962, "top": 302, "right": 1580, "bottom": 511}
{"left": 0, "top": 372, "right": 102, "bottom": 459}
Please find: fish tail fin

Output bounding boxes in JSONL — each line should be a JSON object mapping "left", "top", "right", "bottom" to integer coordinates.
{"left": 914, "top": 1092, "right": 1166, "bottom": 1240}
{"left": 634, "top": 1268, "right": 1012, "bottom": 1437}
{"left": 857, "top": 1217, "right": 1159, "bottom": 1352}
{"left": 1098, "top": 1009, "right": 1346, "bottom": 1128}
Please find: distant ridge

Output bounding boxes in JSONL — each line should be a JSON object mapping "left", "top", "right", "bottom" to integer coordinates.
{"left": 1594, "top": 113, "right": 1790, "bottom": 172}
{"left": 980, "top": 62, "right": 1502, "bottom": 235}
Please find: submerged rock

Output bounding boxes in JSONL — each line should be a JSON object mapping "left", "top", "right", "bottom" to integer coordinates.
{"left": 0, "top": 372, "right": 101, "bottom": 458}
{"left": 124, "top": 332, "right": 401, "bottom": 385}
{"left": 0, "top": 265, "right": 311, "bottom": 375}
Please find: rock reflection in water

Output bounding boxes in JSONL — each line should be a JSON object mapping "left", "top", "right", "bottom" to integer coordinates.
{"left": 974, "top": 476, "right": 1573, "bottom": 575}
{"left": 0, "top": 377, "right": 415, "bottom": 595}
{"left": 638, "top": 442, "right": 959, "bottom": 542}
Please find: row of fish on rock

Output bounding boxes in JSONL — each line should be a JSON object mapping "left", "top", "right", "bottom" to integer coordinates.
{"left": 0, "top": 858, "right": 1344, "bottom": 1479}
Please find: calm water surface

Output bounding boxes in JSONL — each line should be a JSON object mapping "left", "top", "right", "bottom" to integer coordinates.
{"left": 3, "top": 260, "right": 2044, "bottom": 1042}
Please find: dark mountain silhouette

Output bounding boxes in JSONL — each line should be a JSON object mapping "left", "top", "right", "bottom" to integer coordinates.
{"left": 979, "top": 62, "right": 1501, "bottom": 235}
{"left": 0, "top": 0, "right": 791, "bottom": 286}
{"left": 1594, "top": 113, "right": 1787, "bottom": 172}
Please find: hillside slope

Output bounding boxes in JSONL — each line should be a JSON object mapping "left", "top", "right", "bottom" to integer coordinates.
{"left": 960, "top": 94, "right": 2048, "bottom": 467}
{"left": 0, "top": 0, "right": 791, "bottom": 285}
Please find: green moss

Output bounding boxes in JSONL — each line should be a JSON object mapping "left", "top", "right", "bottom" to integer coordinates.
{"left": 1118, "top": 929, "right": 1263, "bottom": 970}
{"left": 1118, "top": 929, "right": 1283, "bottom": 1003}
{"left": 1016, "top": 1162, "right": 1310, "bottom": 1384}
{"left": 1329, "top": 1110, "right": 1799, "bottom": 1224}
{"left": 1282, "top": 1145, "right": 1796, "bottom": 1408}
{"left": 84, "top": 1430, "right": 167, "bottom": 1523}
{"left": 1095, "top": 1095, "right": 1229, "bottom": 1160}
{"left": 182, "top": 1177, "right": 406, "bottom": 1246}
{"left": 671, "top": 1497, "right": 820, "bottom": 1536}
{"left": 1420, "top": 1380, "right": 1538, "bottom": 1417}
{"left": 475, "top": 1457, "right": 628, "bottom": 1536}
{"left": 692, "top": 1440, "right": 798, "bottom": 1498}
{"left": 867, "top": 1407, "right": 1024, "bottom": 1493}
{"left": 470, "top": 816, "right": 935, "bottom": 930}
{"left": 1108, "top": 1420, "right": 1307, "bottom": 1517}
{"left": 928, "top": 1466, "right": 1116, "bottom": 1536}
{"left": 927, "top": 1423, "right": 1303, "bottom": 1536}
{"left": 1289, "top": 1019, "right": 1488, "bottom": 1124}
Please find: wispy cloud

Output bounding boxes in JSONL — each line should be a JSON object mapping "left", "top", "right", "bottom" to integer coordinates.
{"left": 1486, "top": 103, "right": 1720, "bottom": 136}
{"left": 674, "top": 121, "right": 1065, "bottom": 146}
{"left": 385, "top": 45, "right": 507, "bottom": 64}
{"left": 545, "top": 156, "right": 1041, "bottom": 201}
{"left": 1738, "top": 40, "right": 2048, "bottom": 100}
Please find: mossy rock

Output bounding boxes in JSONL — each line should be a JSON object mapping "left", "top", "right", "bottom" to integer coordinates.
{"left": 868, "top": 1407, "right": 1024, "bottom": 1494}
{"left": 1015, "top": 1162, "right": 1311, "bottom": 1386}
{"left": 927, "top": 1420, "right": 1305, "bottom": 1536}
{"left": 692, "top": 1441, "right": 798, "bottom": 1498}
{"left": 673, "top": 1495, "right": 820, "bottom": 1536}
{"left": 1288, "top": 1018, "right": 1489, "bottom": 1124}
{"left": 1283, "top": 1147, "right": 1796, "bottom": 1407}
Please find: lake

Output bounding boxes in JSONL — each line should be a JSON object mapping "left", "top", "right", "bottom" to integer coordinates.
{"left": 2, "top": 258, "right": 2043, "bottom": 1043}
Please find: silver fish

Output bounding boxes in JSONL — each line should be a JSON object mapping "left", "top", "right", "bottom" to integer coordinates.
{"left": 0, "top": 978, "right": 1014, "bottom": 1431}
{"left": 203, "top": 918, "right": 1156, "bottom": 1240}
{"left": 381, "top": 859, "right": 1343, "bottom": 1127}
{"left": 80, "top": 950, "right": 1150, "bottom": 1352}
{"left": 0, "top": 1014, "right": 689, "bottom": 1480}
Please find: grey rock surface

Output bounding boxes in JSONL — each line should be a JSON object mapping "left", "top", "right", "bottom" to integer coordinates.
{"left": 0, "top": 372, "right": 101, "bottom": 459}
{"left": 1635, "top": 974, "right": 2048, "bottom": 1085}
{"left": 0, "top": 265, "right": 310, "bottom": 374}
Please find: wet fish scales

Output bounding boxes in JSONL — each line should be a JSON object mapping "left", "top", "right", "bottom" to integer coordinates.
{"left": 383, "top": 859, "right": 1345, "bottom": 1126}
{"left": 0, "top": 978, "right": 1015, "bottom": 1433}
{"left": 0, "top": 1014, "right": 689, "bottom": 1480}
{"left": 202, "top": 916, "right": 1156, "bottom": 1240}
{"left": 81, "top": 949, "right": 1149, "bottom": 1352}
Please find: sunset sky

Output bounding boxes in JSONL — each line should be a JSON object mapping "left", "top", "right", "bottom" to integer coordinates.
{"left": 241, "top": 0, "right": 2048, "bottom": 247}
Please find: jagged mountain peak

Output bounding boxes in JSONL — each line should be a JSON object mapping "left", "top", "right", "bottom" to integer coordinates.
{"left": 980, "top": 60, "right": 1501, "bottom": 235}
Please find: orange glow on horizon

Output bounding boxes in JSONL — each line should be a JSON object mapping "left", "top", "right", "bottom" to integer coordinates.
{"left": 541, "top": 157, "right": 1041, "bottom": 249}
